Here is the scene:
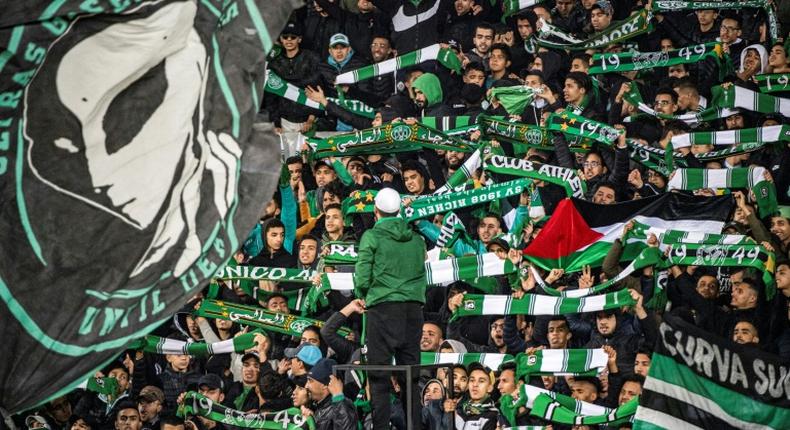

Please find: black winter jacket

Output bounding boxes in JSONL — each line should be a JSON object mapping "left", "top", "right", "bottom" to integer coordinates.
{"left": 313, "top": 395, "right": 357, "bottom": 430}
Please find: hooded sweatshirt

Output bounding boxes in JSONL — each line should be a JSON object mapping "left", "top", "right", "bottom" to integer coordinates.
{"left": 412, "top": 72, "right": 452, "bottom": 116}
{"left": 740, "top": 44, "right": 768, "bottom": 74}
{"left": 354, "top": 216, "right": 427, "bottom": 307}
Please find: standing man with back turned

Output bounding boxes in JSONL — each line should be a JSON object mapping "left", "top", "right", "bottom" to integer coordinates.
{"left": 354, "top": 187, "right": 427, "bottom": 430}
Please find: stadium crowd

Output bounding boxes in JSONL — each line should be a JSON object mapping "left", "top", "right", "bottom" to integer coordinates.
{"left": 11, "top": 0, "right": 790, "bottom": 429}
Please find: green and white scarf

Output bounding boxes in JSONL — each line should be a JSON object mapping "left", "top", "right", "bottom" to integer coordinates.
{"left": 196, "top": 299, "right": 353, "bottom": 337}
{"left": 215, "top": 265, "right": 315, "bottom": 282}
{"left": 452, "top": 289, "right": 636, "bottom": 320}
{"left": 420, "top": 116, "right": 479, "bottom": 135}
{"left": 264, "top": 70, "right": 375, "bottom": 119}
{"left": 341, "top": 189, "right": 377, "bottom": 218}
{"left": 502, "top": 0, "right": 544, "bottom": 19}
{"left": 335, "top": 44, "right": 461, "bottom": 84}
{"left": 627, "top": 140, "right": 681, "bottom": 176}
{"left": 311, "top": 122, "right": 475, "bottom": 157}
{"left": 478, "top": 115, "right": 551, "bottom": 148}
{"left": 178, "top": 392, "right": 313, "bottom": 429}
{"left": 653, "top": 0, "right": 778, "bottom": 42}
{"left": 536, "top": 9, "right": 653, "bottom": 50}
{"left": 531, "top": 393, "right": 637, "bottom": 426}
{"left": 488, "top": 86, "right": 538, "bottom": 115}
{"left": 322, "top": 242, "right": 358, "bottom": 265}
{"left": 589, "top": 42, "right": 724, "bottom": 74}
{"left": 515, "top": 349, "right": 608, "bottom": 378}
{"left": 668, "top": 167, "right": 778, "bottom": 218}
{"left": 128, "top": 333, "right": 258, "bottom": 356}
{"left": 404, "top": 178, "right": 529, "bottom": 221}
{"left": 665, "top": 243, "right": 776, "bottom": 298}
{"left": 484, "top": 155, "right": 586, "bottom": 198}
{"left": 534, "top": 247, "right": 663, "bottom": 298}
{"left": 421, "top": 352, "right": 515, "bottom": 369}
{"left": 623, "top": 84, "right": 738, "bottom": 124}
{"left": 755, "top": 73, "right": 790, "bottom": 93}
{"left": 546, "top": 111, "right": 623, "bottom": 146}
{"left": 500, "top": 383, "right": 612, "bottom": 426}
{"left": 87, "top": 376, "right": 119, "bottom": 396}
{"left": 670, "top": 125, "right": 790, "bottom": 148}
{"left": 433, "top": 146, "right": 484, "bottom": 195}
{"left": 625, "top": 220, "right": 750, "bottom": 247}
{"left": 434, "top": 211, "right": 470, "bottom": 249}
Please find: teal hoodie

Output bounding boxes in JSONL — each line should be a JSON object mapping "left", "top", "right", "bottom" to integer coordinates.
{"left": 354, "top": 217, "right": 427, "bottom": 307}
{"left": 411, "top": 73, "right": 443, "bottom": 108}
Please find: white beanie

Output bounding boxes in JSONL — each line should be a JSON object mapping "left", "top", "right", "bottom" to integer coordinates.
{"left": 374, "top": 188, "right": 401, "bottom": 214}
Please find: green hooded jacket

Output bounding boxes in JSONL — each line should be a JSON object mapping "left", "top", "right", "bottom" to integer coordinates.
{"left": 411, "top": 73, "right": 443, "bottom": 108}
{"left": 354, "top": 216, "right": 427, "bottom": 307}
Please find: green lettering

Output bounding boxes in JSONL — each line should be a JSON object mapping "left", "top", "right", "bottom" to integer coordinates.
{"left": 0, "top": 131, "right": 8, "bottom": 151}
{"left": 197, "top": 256, "right": 217, "bottom": 279}
{"left": 212, "top": 237, "right": 226, "bottom": 258}
{"left": 180, "top": 269, "right": 199, "bottom": 292}
{"left": 0, "top": 91, "right": 22, "bottom": 109}
{"left": 12, "top": 70, "right": 35, "bottom": 86}
{"left": 0, "top": 158, "right": 7, "bottom": 175}
{"left": 151, "top": 290, "right": 166, "bottom": 314}
{"left": 42, "top": 18, "right": 68, "bottom": 37}
{"left": 24, "top": 42, "right": 46, "bottom": 64}
{"left": 98, "top": 307, "right": 125, "bottom": 336}
{"left": 78, "top": 306, "right": 100, "bottom": 335}
{"left": 79, "top": 0, "right": 104, "bottom": 13}
{"left": 120, "top": 302, "right": 139, "bottom": 328}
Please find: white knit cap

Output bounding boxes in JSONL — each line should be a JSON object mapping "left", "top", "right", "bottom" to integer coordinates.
{"left": 374, "top": 188, "right": 401, "bottom": 214}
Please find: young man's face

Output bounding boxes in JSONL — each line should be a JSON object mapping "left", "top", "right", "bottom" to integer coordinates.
{"left": 115, "top": 408, "right": 142, "bottom": 430}
{"left": 563, "top": 78, "right": 585, "bottom": 105}
{"left": 490, "top": 318, "right": 505, "bottom": 347}
{"left": 292, "top": 385, "right": 310, "bottom": 407}
{"left": 547, "top": 320, "right": 571, "bottom": 348}
{"left": 570, "top": 380, "right": 598, "bottom": 402}
{"left": 267, "top": 296, "right": 289, "bottom": 314}
{"left": 451, "top": 368, "right": 468, "bottom": 396}
{"left": 454, "top": 0, "right": 474, "bottom": 15}
{"left": 199, "top": 386, "right": 225, "bottom": 403}
{"left": 473, "top": 28, "right": 494, "bottom": 54}
{"left": 477, "top": 217, "right": 501, "bottom": 244}
{"left": 424, "top": 381, "right": 444, "bottom": 403}
{"left": 287, "top": 162, "right": 302, "bottom": 183}
{"left": 590, "top": 8, "right": 611, "bottom": 31}
{"left": 329, "top": 43, "right": 351, "bottom": 62}
{"left": 732, "top": 321, "right": 759, "bottom": 344}
{"left": 370, "top": 37, "right": 391, "bottom": 62}
{"left": 634, "top": 353, "right": 651, "bottom": 376}
{"left": 596, "top": 313, "right": 617, "bottom": 336}
{"left": 420, "top": 322, "right": 443, "bottom": 351}
{"left": 582, "top": 153, "right": 604, "bottom": 180}
{"left": 298, "top": 239, "right": 318, "bottom": 266}
{"left": 696, "top": 275, "right": 719, "bottom": 300}
{"left": 301, "top": 330, "right": 321, "bottom": 346}
{"left": 654, "top": 93, "right": 677, "bottom": 116}
{"left": 775, "top": 264, "right": 790, "bottom": 295}
{"left": 660, "top": 38, "right": 674, "bottom": 52}
{"left": 497, "top": 369, "right": 517, "bottom": 395}
{"left": 467, "top": 370, "right": 493, "bottom": 401}
{"left": 137, "top": 400, "right": 162, "bottom": 422}
{"left": 570, "top": 58, "right": 589, "bottom": 73}
{"left": 413, "top": 88, "right": 428, "bottom": 108}
{"left": 266, "top": 226, "right": 285, "bottom": 251}
{"left": 488, "top": 49, "right": 510, "bottom": 73}
{"left": 556, "top": 0, "right": 575, "bottom": 16}
{"left": 166, "top": 354, "right": 190, "bottom": 372}
{"left": 730, "top": 283, "right": 757, "bottom": 310}
{"left": 403, "top": 169, "right": 426, "bottom": 194}
{"left": 770, "top": 216, "right": 790, "bottom": 243}
{"left": 695, "top": 10, "right": 717, "bottom": 26}
{"left": 314, "top": 165, "right": 336, "bottom": 187}
{"left": 618, "top": 381, "right": 642, "bottom": 405}
{"left": 516, "top": 18, "right": 533, "bottom": 39}
{"left": 322, "top": 192, "right": 340, "bottom": 212}
{"left": 592, "top": 185, "right": 616, "bottom": 205}
{"left": 242, "top": 358, "right": 261, "bottom": 384}
{"left": 279, "top": 34, "right": 301, "bottom": 51}
{"left": 719, "top": 18, "right": 741, "bottom": 43}
{"left": 109, "top": 368, "right": 131, "bottom": 392}
{"left": 463, "top": 69, "right": 486, "bottom": 87}
{"left": 324, "top": 208, "right": 344, "bottom": 234}
{"left": 668, "top": 65, "right": 688, "bottom": 78}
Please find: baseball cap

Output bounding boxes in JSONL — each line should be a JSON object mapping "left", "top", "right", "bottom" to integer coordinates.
{"left": 241, "top": 351, "right": 261, "bottom": 363}
{"left": 329, "top": 33, "right": 350, "bottom": 47}
{"left": 486, "top": 235, "right": 510, "bottom": 252}
{"left": 446, "top": 38, "right": 462, "bottom": 52}
{"left": 198, "top": 373, "right": 224, "bottom": 391}
{"left": 775, "top": 205, "right": 790, "bottom": 220}
{"left": 591, "top": 0, "right": 613, "bottom": 15}
{"left": 374, "top": 187, "right": 401, "bottom": 214}
{"left": 281, "top": 21, "right": 302, "bottom": 37}
{"left": 307, "top": 358, "right": 337, "bottom": 385}
{"left": 466, "top": 362, "right": 495, "bottom": 385}
{"left": 138, "top": 386, "right": 165, "bottom": 403}
{"left": 313, "top": 159, "right": 334, "bottom": 171}
{"left": 284, "top": 344, "right": 323, "bottom": 366}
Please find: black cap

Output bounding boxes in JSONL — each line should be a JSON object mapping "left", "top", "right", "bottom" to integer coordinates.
{"left": 281, "top": 22, "right": 302, "bottom": 37}
{"left": 198, "top": 373, "right": 224, "bottom": 391}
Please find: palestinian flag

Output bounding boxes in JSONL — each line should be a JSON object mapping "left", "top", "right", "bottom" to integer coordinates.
{"left": 633, "top": 316, "right": 790, "bottom": 429}
{"left": 523, "top": 193, "right": 733, "bottom": 272}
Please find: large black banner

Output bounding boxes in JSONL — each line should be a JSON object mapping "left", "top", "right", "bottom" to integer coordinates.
{"left": 0, "top": 0, "right": 297, "bottom": 413}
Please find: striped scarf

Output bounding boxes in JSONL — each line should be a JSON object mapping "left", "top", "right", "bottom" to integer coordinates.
{"left": 535, "top": 10, "right": 652, "bottom": 50}
{"left": 128, "top": 333, "right": 258, "bottom": 356}
{"left": 341, "top": 189, "right": 377, "bottom": 218}
{"left": 433, "top": 146, "right": 484, "bottom": 195}
{"left": 322, "top": 242, "right": 358, "bottom": 265}
{"left": 215, "top": 265, "right": 315, "bottom": 282}
{"left": 546, "top": 111, "right": 624, "bottom": 146}
{"left": 670, "top": 125, "right": 790, "bottom": 148}
{"left": 665, "top": 243, "right": 776, "bottom": 298}
{"left": 434, "top": 211, "right": 471, "bottom": 249}
{"left": 755, "top": 73, "right": 790, "bottom": 93}
{"left": 533, "top": 247, "right": 663, "bottom": 298}
{"left": 478, "top": 115, "right": 551, "bottom": 148}
{"left": 531, "top": 393, "right": 637, "bottom": 426}
{"left": 263, "top": 70, "right": 375, "bottom": 119}
{"left": 624, "top": 84, "right": 739, "bottom": 124}
{"left": 404, "top": 178, "right": 529, "bottom": 221}
{"left": 515, "top": 349, "right": 608, "bottom": 378}
{"left": 178, "top": 391, "right": 312, "bottom": 429}
{"left": 589, "top": 42, "right": 724, "bottom": 75}
{"left": 488, "top": 86, "right": 538, "bottom": 115}
{"left": 420, "top": 116, "right": 479, "bottom": 135}
{"left": 625, "top": 220, "right": 751, "bottom": 247}
{"left": 335, "top": 44, "right": 461, "bottom": 84}
{"left": 195, "top": 299, "right": 354, "bottom": 337}
{"left": 654, "top": 0, "right": 778, "bottom": 42}
{"left": 500, "top": 383, "right": 612, "bottom": 426}
{"left": 421, "top": 352, "right": 514, "bottom": 369}
{"left": 484, "top": 155, "right": 586, "bottom": 199}
{"left": 451, "top": 289, "right": 635, "bottom": 320}
{"left": 666, "top": 167, "right": 771, "bottom": 207}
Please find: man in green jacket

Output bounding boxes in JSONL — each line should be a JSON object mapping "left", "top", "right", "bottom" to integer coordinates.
{"left": 354, "top": 187, "right": 426, "bottom": 429}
